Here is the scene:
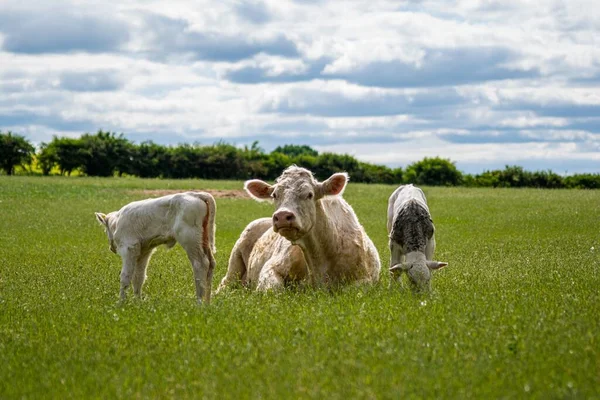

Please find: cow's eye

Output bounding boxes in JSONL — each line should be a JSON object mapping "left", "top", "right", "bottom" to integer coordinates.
{"left": 272, "top": 192, "right": 277, "bottom": 199}
{"left": 307, "top": 192, "right": 313, "bottom": 200}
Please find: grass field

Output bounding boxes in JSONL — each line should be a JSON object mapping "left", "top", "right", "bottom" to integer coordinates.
{"left": 1, "top": 176, "right": 599, "bottom": 399}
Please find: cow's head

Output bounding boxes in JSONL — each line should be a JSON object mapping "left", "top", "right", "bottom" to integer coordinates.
{"left": 244, "top": 166, "right": 348, "bottom": 243}
{"left": 95, "top": 212, "right": 117, "bottom": 254}
{"left": 390, "top": 254, "right": 447, "bottom": 292}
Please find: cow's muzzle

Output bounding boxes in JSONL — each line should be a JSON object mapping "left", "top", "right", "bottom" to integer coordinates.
{"left": 273, "top": 209, "right": 303, "bottom": 241}
{"left": 273, "top": 209, "right": 297, "bottom": 230}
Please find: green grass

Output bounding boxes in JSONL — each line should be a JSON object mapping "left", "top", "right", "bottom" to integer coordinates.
{"left": 1, "top": 176, "right": 599, "bottom": 399}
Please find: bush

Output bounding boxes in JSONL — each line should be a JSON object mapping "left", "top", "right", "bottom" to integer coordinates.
{"left": 404, "top": 157, "right": 462, "bottom": 186}
{"left": 564, "top": 173, "right": 600, "bottom": 189}
{"left": 78, "top": 131, "right": 132, "bottom": 177}
{"left": 0, "top": 131, "right": 35, "bottom": 175}
{"left": 3, "top": 129, "right": 600, "bottom": 188}
{"left": 129, "top": 141, "right": 169, "bottom": 178}
{"left": 273, "top": 144, "right": 318, "bottom": 158}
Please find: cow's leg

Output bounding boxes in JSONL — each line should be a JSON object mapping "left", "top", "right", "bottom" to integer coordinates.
{"left": 119, "top": 244, "right": 140, "bottom": 301}
{"left": 132, "top": 249, "right": 153, "bottom": 298}
{"left": 179, "top": 231, "right": 211, "bottom": 304}
{"left": 216, "top": 248, "right": 246, "bottom": 294}
{"left": 256, "top": 262, "right": 285, "bottom": 291}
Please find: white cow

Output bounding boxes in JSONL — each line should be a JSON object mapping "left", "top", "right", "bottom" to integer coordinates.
{"left": 387, "top": 184, "right": 447, "bottom": 291}
{"left": 95, "top": 192, "right": 216, "bottom": 303}
{"left": 217, "top": 166, "right": 380, "bottom": 291}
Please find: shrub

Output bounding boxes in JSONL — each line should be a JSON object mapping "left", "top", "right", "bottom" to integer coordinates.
{"left": 404, "top": 157, "right": 462, "bottom": 186}
{"left": 0, "top": 131, "right": 35, "bottom": 175}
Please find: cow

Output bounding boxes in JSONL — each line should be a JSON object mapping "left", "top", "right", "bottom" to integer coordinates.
{"left": 95, "top": 192, "right": 216, "bottom": 304}
{"left": 387, "top": 184, "right": 447, "bottom": 291}
{"left": 217, "top": 166, "right": 380, "bottom": 292}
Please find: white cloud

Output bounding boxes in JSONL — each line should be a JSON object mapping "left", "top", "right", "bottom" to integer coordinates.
{"left": 0, "top": 0, "right": 598, "bottom": 173}
{"left": 315, "top": 136, "right": 600, "bottom": 172}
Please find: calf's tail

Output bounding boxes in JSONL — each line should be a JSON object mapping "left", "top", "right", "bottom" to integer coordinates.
{"left": 197, "top": 192, "right": 217, "bottom": 255}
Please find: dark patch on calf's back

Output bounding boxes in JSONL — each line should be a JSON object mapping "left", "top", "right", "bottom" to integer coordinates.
{"left": 390, "top": 200, "right": 434, "bottom": 252}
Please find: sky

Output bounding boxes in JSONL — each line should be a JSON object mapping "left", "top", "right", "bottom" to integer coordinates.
{"left": 0, "top": 0, "right": 599, "bottom": 174}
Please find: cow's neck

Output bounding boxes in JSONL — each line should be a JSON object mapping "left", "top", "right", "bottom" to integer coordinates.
{"left": 296, "top": 201, "right": 338, "bottom": 283}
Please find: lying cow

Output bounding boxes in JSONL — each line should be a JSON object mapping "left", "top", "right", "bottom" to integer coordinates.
{"left": 387, "top": 184, "right": 447, "bottom": 291}
{"left": 217, "top": 166, "right": 380, "bottom": 291}
{"left": 95, "top": 192, "right": 216, "bottom": 303}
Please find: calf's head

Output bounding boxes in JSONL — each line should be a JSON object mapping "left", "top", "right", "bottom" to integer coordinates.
{"left": 390, "top": 256, "right": 447, "bottom": 292}
{"left": 244, "top": 166, "right": 348, "bottom": 242}
{"left": 95, "top": 212, "right": 117, "bottom": 253}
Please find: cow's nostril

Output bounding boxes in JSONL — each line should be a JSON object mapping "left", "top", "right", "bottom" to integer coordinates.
{"left": 286, "top": 215, "right": 293, "bottom": 221}
{"left": 273, "top": 215, "right": 279, "bottom": 222}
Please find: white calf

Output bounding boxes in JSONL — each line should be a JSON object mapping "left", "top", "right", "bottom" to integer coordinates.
{"left": 387, "top": 184, "right": 447, "bottom": 291}
{"left": 95, "top": 192, "right": 216, "bottom": 303}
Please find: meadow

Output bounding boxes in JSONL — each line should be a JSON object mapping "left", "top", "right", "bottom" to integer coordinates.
{"left": 0, "top": 176, "right": 598, "bottom": 399}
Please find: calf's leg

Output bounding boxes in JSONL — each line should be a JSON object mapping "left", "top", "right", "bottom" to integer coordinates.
{"left": 119, "top": 244, "right": 140, "bottom": 300}
{"left": 179, "top": 232, "right": 211, "bottom": 304}
{"left": 205, "top": 247, "right": 216, "bottom": 304}
{"left": 132, "top": 249, "right": 153, "bottom": 298}
{"left": 189, "top": 253, "right": 211, "bottom": 304}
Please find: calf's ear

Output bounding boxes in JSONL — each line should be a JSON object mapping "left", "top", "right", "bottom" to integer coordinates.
{"left": 95, "top": 212, "right": 108, "bottom": 226}
{"left": 426, "top": 261, "right": 448, "bottom": 270}
{"left": 244, "top": 179, "right": 274, "bottom": 202}
{"left": 390, "top": 263, "right": 409, "bottom": 274}
{"left": 319, "top": 172, "right": 348, "bottom": 197}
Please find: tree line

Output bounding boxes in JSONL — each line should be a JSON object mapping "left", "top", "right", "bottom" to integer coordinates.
{"left": 1, "top": 130, "right": 599, "bottom": 189}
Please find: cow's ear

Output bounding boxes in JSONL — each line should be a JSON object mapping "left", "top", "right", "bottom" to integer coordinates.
{"left": 244, "top": 179, "right": 274, "bottom": 202}
{"left": 319, "top": 172, "right": 348, "bottom": 197}
{"left": 95, "top": 212, "right": 107, "bottom": 226}
{"left": 426, "top": 261, "right": 448, "bottom": 270}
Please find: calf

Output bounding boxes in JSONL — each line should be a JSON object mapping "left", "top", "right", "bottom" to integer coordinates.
{"left": 95, "top": 192, "right": 216, "bottom": 303}
{"left": 387, "top": 184, "right": 447, "bottom": 291}
{"left": 218, "top": 166, "right": 380, "bottom": 291}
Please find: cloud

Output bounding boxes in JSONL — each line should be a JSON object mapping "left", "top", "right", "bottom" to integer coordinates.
{"left": 315, "top": 137, "right": 600, "bottom": 174}
{"left": 442, "top": 130, "right": 598, "bottom": 144}
{"left": 224, "top": 47, "right": 539, "bottom": 88}
{"left": 0, "top": 0, "right": 599, "bottom": 174}
{"left": 224, "top": 57, "right": 329, "bottom": 84}
{"left": 0, "top": 10, "right": 129, "bottom": 54}
{"left": 58, "top": 71, "right": 124, "bottom": 92}
{"left": 324, "top": 47, "right": 540, "bottom": 88}
{"left": 258, "top": 82, "right": 466, "bottom": 117}
{"left": 138, "top": 13, "right": 298, "bottom": 62}
{"left": 0, "top": 110, "right": 94, "bottom": 133}
{"left": 235, "top": 1, "right": 272, "bottom": 24}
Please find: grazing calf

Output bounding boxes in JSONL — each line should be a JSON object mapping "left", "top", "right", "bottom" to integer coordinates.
{"left": 95, "top": 192, "right": 216, "bottom": 303}
{"left": 387, "top": 184, "right": 447, "bottom": 291}
{"left": 218, "top": 166, "right": 380, "bottom": 291}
